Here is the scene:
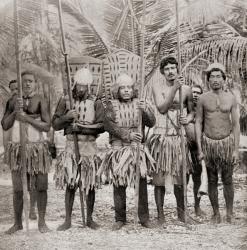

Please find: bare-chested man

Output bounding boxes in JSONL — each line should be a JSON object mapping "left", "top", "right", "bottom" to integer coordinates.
{"left": 149, "top": 56, "right": 194, "bottom": 223}
{"left": 1, "top": 71, "right": 51, "bottom": 233}
{"left": 195, "top": 63, "right": 240, "bottom": 223}
{"left": 3, "top": 79, "right": 38, "bottom": 221}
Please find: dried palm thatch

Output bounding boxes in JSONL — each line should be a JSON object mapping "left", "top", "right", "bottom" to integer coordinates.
{"left": 180, "top": 37, "right": 247, "bottom": 78}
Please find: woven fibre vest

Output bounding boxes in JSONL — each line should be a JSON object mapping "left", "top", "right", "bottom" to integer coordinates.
{"left": 153, "top": 106, "right": 187, "bottom": 136}
{"left": 73, "top": 99, "right": 95, "bottom": 124}
{"left": 111, "top": 99, "right": 139, "bottom": 130}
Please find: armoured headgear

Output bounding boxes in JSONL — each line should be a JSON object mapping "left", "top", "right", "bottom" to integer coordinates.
{"left": 73, "top": 68, "right": 93, "bottom": 93}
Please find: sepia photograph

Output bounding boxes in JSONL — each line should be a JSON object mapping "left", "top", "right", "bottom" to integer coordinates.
{"left": 0, "top": 0, "right": 246, "bottom": 249}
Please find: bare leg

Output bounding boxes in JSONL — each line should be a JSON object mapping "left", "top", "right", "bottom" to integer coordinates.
{"left": 174, "top": 184, "right": 185, "bottom": 222}
{"left": 57, "top": 187, "right": 75, "bottom": 231}
{"left": 208, "top": 168, "right": 221, "bottom": 223}
{"left": 37, "top": 191, "right": 50, "bottom": 233}
{"left": 222, "top": 168, "right": 234, "bottom": 223}
{"left": 5, "top": 191, "right": 23, "bottom": 234}
{"left": 29, "top": 190, "right": 37, "bottom": 220}
{"left": 86, "top": 188, "right": 99, "bottom": 229}
{"left": 154, "top": 186, "right": 165, "bottom": 224}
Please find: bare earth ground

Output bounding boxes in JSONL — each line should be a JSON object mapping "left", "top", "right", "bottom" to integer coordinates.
{"left": 0, "top": 163, "right": 246, "bottom": 250}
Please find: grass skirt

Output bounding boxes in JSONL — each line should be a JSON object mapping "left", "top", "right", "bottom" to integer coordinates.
{"left": 5, "top": 141, "right": 51, "bottom": 175}
{"left": 97, "top": 144, "right": 156, "bottom": 187}
{"left": 147, "top": 134, "right": 191, "bottom": 176}
{"left": 54, "top": 139, "right": 100, "bottom": 194}
{"left": 202, "top": 134, "right": 234, "bottom": 171}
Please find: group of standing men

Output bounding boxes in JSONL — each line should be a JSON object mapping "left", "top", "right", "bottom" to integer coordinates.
{"left": 1, "top": 56, "right": 240, "bottom": 234}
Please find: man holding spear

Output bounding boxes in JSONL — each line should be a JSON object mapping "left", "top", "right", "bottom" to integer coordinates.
{"left": 98, "top": 73, "right": 156, "bottom": 230}
{"left": 1, "top": 70, "right": 51, "bottom": 234}
{"left": 52, "top": 68, "right": 105, "bottom": 230}
{"left": 149, "top": 56, "right": 194, "bottom": 223}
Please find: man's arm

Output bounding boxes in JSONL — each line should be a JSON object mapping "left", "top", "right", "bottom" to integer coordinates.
{"left": 52, "top": 97, "right": 74, "bottom": 131}
{"left": 1, "top": 98, "right": 17, "bottom": 131}
{"left": 195, "top": 96, "right": 204, "bottom": 159}
{"left": 141, "top": 101, "right": 156, "bottom": 128}
{"left": 185, "top": 86, "right": 195, "bottom": 123}
{"left": 103, "top": 101, "right": 131, "bottom": 142}
{"left": 231, "top": 95, "right": 240, "bottom": 158}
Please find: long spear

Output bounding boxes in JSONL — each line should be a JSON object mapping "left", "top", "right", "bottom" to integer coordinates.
{"left": 14, "top": 0, "right": 29, "bottom": 233}
{"left": 57, "top": 0, "right": 85, "bottom": 227}
{"left": 175, "top": 0, "right": 187, "bottom": 224}
{"left": 134, "top": 0, "right": 147, "bottom": 227}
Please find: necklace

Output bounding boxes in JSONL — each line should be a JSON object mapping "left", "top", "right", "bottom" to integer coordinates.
{"left": 215, "top": 95, "right": 220, "bottom": 111}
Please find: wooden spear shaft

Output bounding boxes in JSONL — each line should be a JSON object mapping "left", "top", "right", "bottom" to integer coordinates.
{"left": 14, "top": 0, "right": 29, "bottom": 233}
{"left": 134, "top": 0, "right": 147, "bottom": 227}
{"left": 58, "top": 0, "right": 85, "bottom": 227}
{"left": 175, "top": 0, "right": 187, "bottom": 224}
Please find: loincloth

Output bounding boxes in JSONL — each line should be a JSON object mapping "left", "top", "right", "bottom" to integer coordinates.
{"left": 202, "top": 134, "right": 234, "bottom": 171}
{"left": 97, "top": 142, "right": 155, "bottom": 187}
{"left": 5, "top": 141, "right": 51, "bottom": 175}
{"left": 54, "top": 136, "right": 100, "bottom": 194}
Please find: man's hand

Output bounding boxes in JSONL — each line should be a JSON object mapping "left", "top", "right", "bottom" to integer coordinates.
{"left": 137, "top": 99, "right": 146, "bottom": 111}
{"left": 179, "top": 114, "right": 189, "bottom": 125}
{"left": 65, "top": 110, "right": 78, "bottom": 121}
{"left": 14, "top": 98, "right": 24, "bottom": 112}
{"left": 130, "top": 132, "right": 142, "bottom": 143}
{"left": 232, "top": 150, "right": 239, "bottom": 165}
{"left": 174, "top": 75, "right": 184, "bottom": 90}
{"left": 197, "top": 150, "right": 204, "bottom": 161}
{"left": 15, "top": 112, "right": 29, "bottom": 123}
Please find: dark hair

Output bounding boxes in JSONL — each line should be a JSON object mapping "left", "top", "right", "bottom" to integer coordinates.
{"left": 160, "top": 56, "right": 178, "bottom": 75}
{"left": 21, "top": 70, "right": 36, "bottom": 80}
{"left": 9, "top": 79, "right": 17, "bottom": 88}
{"left": 192, "top": 84, "right": 203, "bottom": 94}
{"left": 206, "top": 68, "right": 226, "bottom": 81}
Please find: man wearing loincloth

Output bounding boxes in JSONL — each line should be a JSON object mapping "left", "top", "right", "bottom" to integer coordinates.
{"left": 98, "top": 73, "right": 156, "bottom": 230}
{"left": 1, "top": 71, "right": 51, "bottom": 234}
{"left": 52, "top": 68, "right": 104, "bottom": 230}
{"left": 195, "top": 63, "right": 240, "bottom": 223}
{"left": 149, "top": 56, "right": 194, "bottom": 223}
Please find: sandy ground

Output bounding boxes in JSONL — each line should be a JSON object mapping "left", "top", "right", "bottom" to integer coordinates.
{"left": 0, "top": 166, "right": 246, "bottom": 250}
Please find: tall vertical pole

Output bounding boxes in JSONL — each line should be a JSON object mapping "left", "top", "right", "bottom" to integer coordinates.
{"left": 57, "top": 0, "right": 85, "bottom": 227}
{"left": 175, "top": 0, "right": 187, "bottom": 224}
{"left": 134, "top": 0, "right": 147, "bottom": 227}
{"left": 14, "top": 0, "right": 29, "bottom": 233}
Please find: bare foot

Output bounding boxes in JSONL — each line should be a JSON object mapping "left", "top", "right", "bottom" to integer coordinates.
{"left": 57, "top": 221, "right": 72, "bottom": 231}
{"left": 141, "top": 220, "right": 155, "bottom": 229}
{"left": 226, "top": 214, "right": 232, "bottom": 223}
{"left": 5, "top": 224, "right": 23, "bottom": 234}
{"left": 29, "top": 210, "right": 37, "bottom": 220}
{"left": 112, "top": 221, "right": 124, "bottom": 231}
{"left": 38, "top": 222, "right": 51, "bottom": 233}
{"left": 211, "top": 214, "right": 221, "bottom": 224}
{"left": 86, "top": 220, "right": 100, "bottom": 230}
{"left": 195, "top": 207, "right": 206, "bottom": 217}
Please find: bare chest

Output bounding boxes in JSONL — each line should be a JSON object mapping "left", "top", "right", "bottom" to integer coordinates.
{"left": 23, "top": 97, "right": 41, "bottom": 115}
{"left": 204, "top": 94, "right": 232, "bottom": 113}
